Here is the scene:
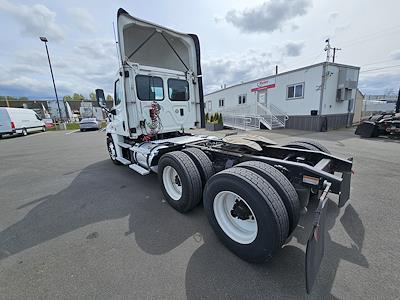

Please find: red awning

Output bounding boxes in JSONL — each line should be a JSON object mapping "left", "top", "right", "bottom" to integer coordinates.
{"left": 251, "top": 84, "right": 276, "bottom": 92}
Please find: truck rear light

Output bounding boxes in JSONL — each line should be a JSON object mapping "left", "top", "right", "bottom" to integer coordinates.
{"left": 11, "top": 121, "right": 15, "bottom": 129}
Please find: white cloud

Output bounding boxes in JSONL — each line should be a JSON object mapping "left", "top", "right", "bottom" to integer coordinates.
{"left": 390, "top": 50, "right": 400, "bottom": 60}
{"left": 359, "top": 72, "right": 400, "bottom": 95}
{"left": 0, "top": 0, "right": 64, "bottom": 41}
{"left": 225, "top": 0, "right": 312, "bottom": 33}
{"left": 328, "top": 11, "right": 339, "bottom": 22}
{"left": 284, "top": 41, "right": 304, "bottom": 57}
{"left": 69, "top": 7, "right": 96, "bottom": 32}
{"left": 0, "top": 39, "right": 117, "bottom": 98}
{"left": 202, "top": 49, "right": 278, "bottom": 93}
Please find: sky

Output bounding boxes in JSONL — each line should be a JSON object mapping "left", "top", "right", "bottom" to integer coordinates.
{"left": 0, "top": 0, "right": 399, "bottom": 99}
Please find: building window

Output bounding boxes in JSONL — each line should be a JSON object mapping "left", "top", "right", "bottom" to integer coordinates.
{"left": 238, "top": 94, "right": 246, "bottom": 104}
{"left": 287, "top": 83, "right": 304, "bottom": 100}
{"left": 207, "top": 101, "right": 212, "bottom": 111}
{"left": 218, "top": 98, "right": 224, "bottom": 107}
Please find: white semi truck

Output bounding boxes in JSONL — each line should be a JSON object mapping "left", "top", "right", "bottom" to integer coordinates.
{"left": 95, "top": 8, "right": 353, "bottom": 293}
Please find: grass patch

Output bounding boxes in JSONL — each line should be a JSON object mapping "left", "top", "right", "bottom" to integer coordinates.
{"left": 66, "top": 123, "right": 80, "bottom": 130}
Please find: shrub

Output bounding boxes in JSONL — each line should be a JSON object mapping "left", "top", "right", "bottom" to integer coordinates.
{"left": 213, "top": 112, "right": 219, "bottom": 123}
{"left": 209, "top": 114, "right": 214, "bottom": 123}
{"left": 205, "top": 112, "right": 209, "bottom": 122}
{"left": 218, "top": 113, "right": 223, "bottom": 125}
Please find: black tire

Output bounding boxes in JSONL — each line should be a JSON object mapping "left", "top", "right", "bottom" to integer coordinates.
{"left": 282, "top": 141, "right": 319, "bottom": 151}
{"left": 21, "top": 128, "right": 28, "bottom": 136}
{"left": 236, "top": 161, "right": 300, "bottom": 235}
{"left": 42, "top": 126, "right": 46, "bottom": 132}
{"left": 182, "top": 148, "right": 214, "bottom": 187}
{"left": 283, "top": 140, "right": 330, "bottom": 153}
{"left": 107, "top": 137, "right": 121, "bottom": 165}
{"left": 203, "top": 167, "right": 289, "bottom": 263}
{"left": 158, "top": 151, "right": 202, "bottom": 213}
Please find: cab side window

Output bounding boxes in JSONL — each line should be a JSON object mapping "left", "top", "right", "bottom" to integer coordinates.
{"left": 114, "top": 79, "right": 122, "bottom": 106}
{"left": 135, "top": 75, "right": 164, "bottom": 101}
{"left": 168, "top": 79, "right": 189, "bottom": 101}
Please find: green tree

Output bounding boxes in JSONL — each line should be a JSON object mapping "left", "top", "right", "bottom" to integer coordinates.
{"left": 19, "top": 96, "right": 28, "bottom": 101}
{"left": 63, "top": 95, "right": 72, "bottom": 101}
{"left": 89, "top": 92, "right": 96, "bottom": 101}
{"left": 106, "top": 94, "right": 113, "bottom": 101}
{"left": 72, "top": 93, "right": 85, "bottom": 101}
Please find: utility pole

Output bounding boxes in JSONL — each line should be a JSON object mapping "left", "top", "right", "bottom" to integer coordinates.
{"left": 324, "top": 39, "right": 341, "bottom": 63}
{"left": 333, "top": 47, "right": 341, "bottom": 63}
{"left": 5, "top": 95, "right": 9, "bottom": 107}
{"left": 396, "top": 87, "right": 400, "bottom": 113}
{"left": 39, "top": 36, "right": 63, "bottom": 122}
{"left": 324, "top": 39, "right": 332, "bottom": 62}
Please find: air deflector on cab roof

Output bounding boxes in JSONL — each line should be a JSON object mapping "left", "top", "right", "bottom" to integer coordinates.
{"left": 117, "top": 8, "right": 196, "bottom": 72}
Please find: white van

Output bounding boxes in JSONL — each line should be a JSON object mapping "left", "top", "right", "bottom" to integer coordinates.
{"left": 0, "top": 107, "right": 46, "bottom": 137}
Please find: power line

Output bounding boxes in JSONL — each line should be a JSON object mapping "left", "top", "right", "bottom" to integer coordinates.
{"left": 360, "top": 64, "right": 400, "bottom": 73}
{"left": 360, "top": 59, "right": 399, "bottom": 67}
{"left": 338, "top": 25, "right": 400, "bottom": 48}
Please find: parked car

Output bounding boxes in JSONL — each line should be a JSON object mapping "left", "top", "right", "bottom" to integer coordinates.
{"left": 0, "top": 107, "right": 45, "bottom": 137}
{"left": 79, "top": 118, "right": 100, "bottom": 131}
{"left": 42, "top": 118, "right": 55, "bottom": 129}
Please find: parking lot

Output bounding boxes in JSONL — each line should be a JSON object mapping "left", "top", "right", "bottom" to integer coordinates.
{"left": 0, "top": 128, "right": 399, "bottom": 299}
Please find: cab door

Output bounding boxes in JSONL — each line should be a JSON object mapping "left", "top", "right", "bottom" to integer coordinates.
{"left": 112, "top": 77, "right": 129, "bottom": 136}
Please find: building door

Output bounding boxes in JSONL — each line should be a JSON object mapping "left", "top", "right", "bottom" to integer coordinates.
{"left": 257, "top": 89, "right": 268, "bottom": 107}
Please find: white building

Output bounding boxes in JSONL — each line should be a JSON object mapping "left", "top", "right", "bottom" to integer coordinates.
{"left": 362, "top": 94, "right": 397, "bottom": 115}
{"left": 204, "top": 62, "right": 360, "bottom": 131}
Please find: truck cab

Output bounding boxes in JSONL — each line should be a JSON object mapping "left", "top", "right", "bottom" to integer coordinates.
{"left": 100, "top": 9, "right": 204, "bottom": 141}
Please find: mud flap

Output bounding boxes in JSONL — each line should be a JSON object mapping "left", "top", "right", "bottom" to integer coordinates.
{"left": 338, "top": 171, "right": 351, "bottom": 208}
{"left": 305, "top": 182, "right": 331, "bottom": 294}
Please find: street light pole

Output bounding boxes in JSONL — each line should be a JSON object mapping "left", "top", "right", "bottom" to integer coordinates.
{"left": 40, "top": 36, "right": 62, "bottom": 122}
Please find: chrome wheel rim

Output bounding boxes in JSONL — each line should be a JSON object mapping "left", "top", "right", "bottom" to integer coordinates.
{"left": 162, "top": 166, "right": 182, "bottom": 200}
{"left": 108, "top": 141, "right": 116, "bottom": 160}
{"left": 213, "top": 191, "right": 258, "bottom": 244}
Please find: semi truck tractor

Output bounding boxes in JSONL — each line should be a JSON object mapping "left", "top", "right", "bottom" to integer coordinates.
{"left": 95, "top": 8, "right": 353, "bottom": 293}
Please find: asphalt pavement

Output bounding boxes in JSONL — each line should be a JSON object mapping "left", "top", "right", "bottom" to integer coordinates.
{"left": 0, "top": 128, "right": 399, "bottom": 299}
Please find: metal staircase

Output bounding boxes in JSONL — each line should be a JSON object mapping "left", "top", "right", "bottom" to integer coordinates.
{"left": 222, "top": 103, "right": 289, "bottom": 131}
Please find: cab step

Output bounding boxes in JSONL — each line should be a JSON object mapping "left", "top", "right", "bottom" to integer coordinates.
{"left": 118, "top": 142, "right": 133, "bottom": 149}
{"left": 129, "top": 164, "right": 150, "bottom": 175}
{"left": 116, "top": 157, "right": 131, "bottom": 165}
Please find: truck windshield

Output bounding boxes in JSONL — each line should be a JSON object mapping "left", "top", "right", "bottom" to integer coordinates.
{"left": 135, "top": 75, "right": 164, "bottom": 101}
{"left": 168, "top": 79, "right": 189, "bottom": 101}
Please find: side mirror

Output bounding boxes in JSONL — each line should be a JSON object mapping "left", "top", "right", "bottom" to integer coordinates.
{"left": 109, "top": 108, "right": 117, "bottom": 116}
{"left": 95, "top": 89, "right": 107, "bottom": 108}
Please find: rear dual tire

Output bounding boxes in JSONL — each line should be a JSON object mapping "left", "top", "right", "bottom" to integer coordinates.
{"left": 236, "top": 161, "right": 300, "bottom": 235}
{"left": 158, "top": 151, "right": 202, "bottom": 213}
{"left": 203, "top": 167, "right": 290, "bottom": 263}
{"left": 182, "top": 147, "right": 214, "bottom": 187}
{"left": 283, "top": 140, "right": 330, "bottom": 154}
